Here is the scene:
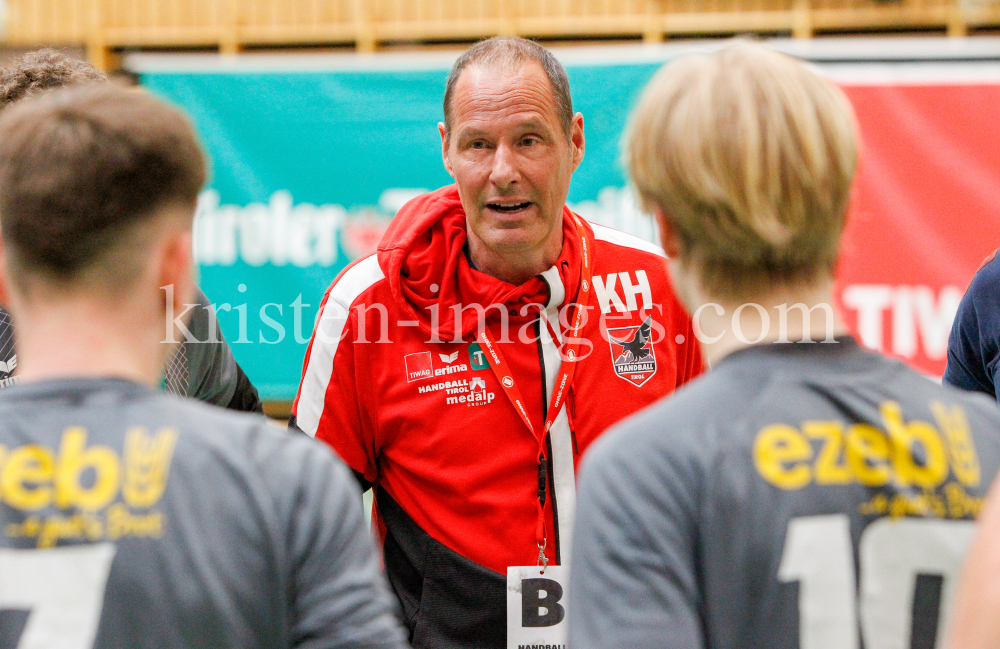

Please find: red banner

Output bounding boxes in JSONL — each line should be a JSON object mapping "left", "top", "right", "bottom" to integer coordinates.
{"left": 835, "top": 83, "right": 1000, "bottom": 376}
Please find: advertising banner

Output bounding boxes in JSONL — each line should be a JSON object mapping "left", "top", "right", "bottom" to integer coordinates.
{"left": 134, "top": 42, "right": 1000, "bottom": 400}
{"left": 834, "top": 81, "right": 1000, "bottom": 373}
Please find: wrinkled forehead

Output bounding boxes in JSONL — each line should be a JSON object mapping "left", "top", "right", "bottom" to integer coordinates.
{"left": 447, "top": 62, "right": 561, "bottom": 133}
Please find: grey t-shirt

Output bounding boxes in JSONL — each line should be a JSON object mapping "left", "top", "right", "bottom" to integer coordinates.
{"left": 569, "top": 338, "right": 1000, "bottom": 649}
{"left": 0, "top": 378, "right": 407, "bottom": 649}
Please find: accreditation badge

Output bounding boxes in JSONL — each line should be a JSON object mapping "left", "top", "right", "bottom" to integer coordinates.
{"left": 506, "top": 565, "right": 569, "bottom": 649}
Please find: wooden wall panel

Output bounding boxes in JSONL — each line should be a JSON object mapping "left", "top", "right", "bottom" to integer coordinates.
{"left": 3, "top": 0, "right": 987, "bottom": 68}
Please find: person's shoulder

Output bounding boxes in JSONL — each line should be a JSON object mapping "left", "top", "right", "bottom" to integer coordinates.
{"left": 587, "top": 221, "right": 667, "bottom": 260}
{"left": 155, "top": 395, "right": 347, "bottom": 481}
{"left": 584, "top": 368, "right": 739, "bottom": 478}
{"left": 964, "top": 249, "right": 1000, "bottom": 302}
{"left": 923, "top": 369, "right": 1000, "bottom": 421}
{"left": 324, "top": 253, "right": 389, "bottom": 307}
{"left": 138, "top": 392, "right": 272, "bottom": 443}
{"left": 843, "top": 350, "right": 1000, "bottom": 433}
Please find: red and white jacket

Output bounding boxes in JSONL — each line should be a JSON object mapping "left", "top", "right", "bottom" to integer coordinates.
{"left": 292, "top": 186, "right": 703, "bottom": 646}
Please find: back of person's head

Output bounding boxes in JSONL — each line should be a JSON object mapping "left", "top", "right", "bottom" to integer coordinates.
{"left": 443, "top": 36, "right": 573, "bottom": 137}
{"left": 0, "top": 83, "right": 206, "bottom": 296}
{"left": 0, "top": 48, "right": 107, "bottom": 108}
{"left": 626, "top": 42, "right": 858, "bottom": 301}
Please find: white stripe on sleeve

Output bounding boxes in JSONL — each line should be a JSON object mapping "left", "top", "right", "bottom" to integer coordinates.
{"left": 296, "top": 255, "right": 385, "bottom": 437}
{"left": 589, "top": 222, "right": 667, "bottom": 258}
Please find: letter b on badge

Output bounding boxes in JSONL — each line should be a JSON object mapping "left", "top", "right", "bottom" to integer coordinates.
{"left": 521, "top": 578, "right": 564, "bottom": 627}
{"left": 507, "top": 566, "right": 568, "bottom": 648}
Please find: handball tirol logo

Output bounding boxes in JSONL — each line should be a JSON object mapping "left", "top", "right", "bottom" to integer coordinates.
{"left": 608, "top": 316, "right": 657, "bottom": 387}
{"left": 502, "top": 376, "right": 514, "bottom": 388}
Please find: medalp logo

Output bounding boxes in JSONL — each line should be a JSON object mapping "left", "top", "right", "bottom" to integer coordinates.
{"left": 444, "top": 375, "right": 496, "bottom": 406}
{"left": 607, "top": 316, "right": 656, "bottom": 387}
{"left": 405, "top": 352, "right": 433, "bottom": 382}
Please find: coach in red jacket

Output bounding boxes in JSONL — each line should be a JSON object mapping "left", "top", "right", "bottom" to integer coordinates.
{"left": 292, "top": 37, "right": 702, "bottom": 648}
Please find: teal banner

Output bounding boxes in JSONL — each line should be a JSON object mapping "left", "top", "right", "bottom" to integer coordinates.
{"left": 139, "top": 55, "right": 663, "bottom": 400}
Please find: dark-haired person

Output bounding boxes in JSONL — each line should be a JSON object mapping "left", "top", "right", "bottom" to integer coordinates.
{"left": 568, "top": 43, "right": 1000, "bottom": 649}
{"left": 0, "top": 48, "right": 263, "bottom": 413}
{"left": 292, "top": 36, "right": 702, "bottom": 647}
{"left": 0, "top": 83, "right": 407, "bottom": 648}
{"left": 944, "top": 251, "right": 1000, "bottom": 403}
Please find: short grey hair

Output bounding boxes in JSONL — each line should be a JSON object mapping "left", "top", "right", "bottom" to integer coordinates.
{"left": 443, "top": 37, "right": 573, "bottom": 137}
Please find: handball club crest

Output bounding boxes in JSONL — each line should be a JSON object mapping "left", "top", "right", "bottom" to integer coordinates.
{"left": 607, "top": 316, "right": 656, "bottom": 387}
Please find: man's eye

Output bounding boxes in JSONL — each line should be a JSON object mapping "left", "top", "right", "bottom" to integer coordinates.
{"left": 521, "top": 137, "right": 537, "bottom": 146}
{"left": 470, "top": 141, "right": 487, "bottom": 150}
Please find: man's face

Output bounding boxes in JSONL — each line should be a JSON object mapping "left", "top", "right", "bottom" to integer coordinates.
{"left": 440, "top": 63, "right": 585, "bottom": 262}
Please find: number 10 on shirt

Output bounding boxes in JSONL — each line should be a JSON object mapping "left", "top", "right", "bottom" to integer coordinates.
{"left": 779, "top": 515, "right": 974, "bottom": 649}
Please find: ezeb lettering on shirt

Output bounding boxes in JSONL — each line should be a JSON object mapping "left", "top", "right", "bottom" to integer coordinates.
{"left": 3, "top": 427, "right": 177, "bottom": 548}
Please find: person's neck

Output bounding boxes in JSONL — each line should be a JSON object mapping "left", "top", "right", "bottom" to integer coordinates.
{"left": 10, "top": 292, "right": 165, "bottom": 386}
{"left": 466, "top": 230, "right": 564, "bottom": 286}
{"left": 694, "top": 282, "right": 850, "bottom": 367}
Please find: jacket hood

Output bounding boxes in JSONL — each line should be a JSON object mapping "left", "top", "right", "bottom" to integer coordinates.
{"left": 377, "top": 185, "right": 582, "bottom": 341}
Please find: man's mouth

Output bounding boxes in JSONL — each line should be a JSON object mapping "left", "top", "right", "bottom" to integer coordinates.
{"left": 486, "top": 202, "right": 532, "bottom": 214}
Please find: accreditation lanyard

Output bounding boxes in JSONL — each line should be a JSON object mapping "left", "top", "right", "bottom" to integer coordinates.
{"left": 476, "top": 214, "right": 593, "bottom": 567}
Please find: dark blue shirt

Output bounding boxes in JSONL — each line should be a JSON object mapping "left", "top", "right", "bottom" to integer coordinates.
{"left": 945, "top": 250, "right": 1000, "bottom": 402}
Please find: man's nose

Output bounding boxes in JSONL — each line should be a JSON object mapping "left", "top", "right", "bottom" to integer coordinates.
{"left": 489, "top": 142, "right": 519, "bottom": 189}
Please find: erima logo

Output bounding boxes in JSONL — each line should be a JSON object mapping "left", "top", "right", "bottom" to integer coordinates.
{"left": 608, "top": 316, "right": 657, "bottom": 387}
{"left": 439, "top": 351, "right": 459, "bottom": 364}
{"left": 435, "top": 363, "right": 468, "bottom": 377}
{"left": 0, "top": 354, "right": 16, "bottom": 374}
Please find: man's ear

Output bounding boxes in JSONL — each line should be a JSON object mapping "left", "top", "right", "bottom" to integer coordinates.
{"left": 653, "top": 206, "right": 682, "bottom": 259}
{"left": 570, "top": 112, "right": 585, "bottom": 170}
{"left": 157, "top": 228, "right": 194, "bottom": 318}
{"left": 439, "top": 122, "right": 455, "bottom": 177}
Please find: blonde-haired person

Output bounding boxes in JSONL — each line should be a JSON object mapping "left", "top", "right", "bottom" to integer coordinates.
{"left": 568, "top": 42, "right": 1000, "bottom": 649}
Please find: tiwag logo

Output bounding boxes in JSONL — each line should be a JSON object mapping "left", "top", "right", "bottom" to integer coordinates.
{"left": 405, "top": 352, "right": 433, "bottom": 382}
{"left": 608, "top": 316, "right": 656, "bottom": 387}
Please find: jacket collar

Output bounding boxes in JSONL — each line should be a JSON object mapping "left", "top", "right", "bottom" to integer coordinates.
{"left": 376, "top": 185, "right": 582, "bottom": 341}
